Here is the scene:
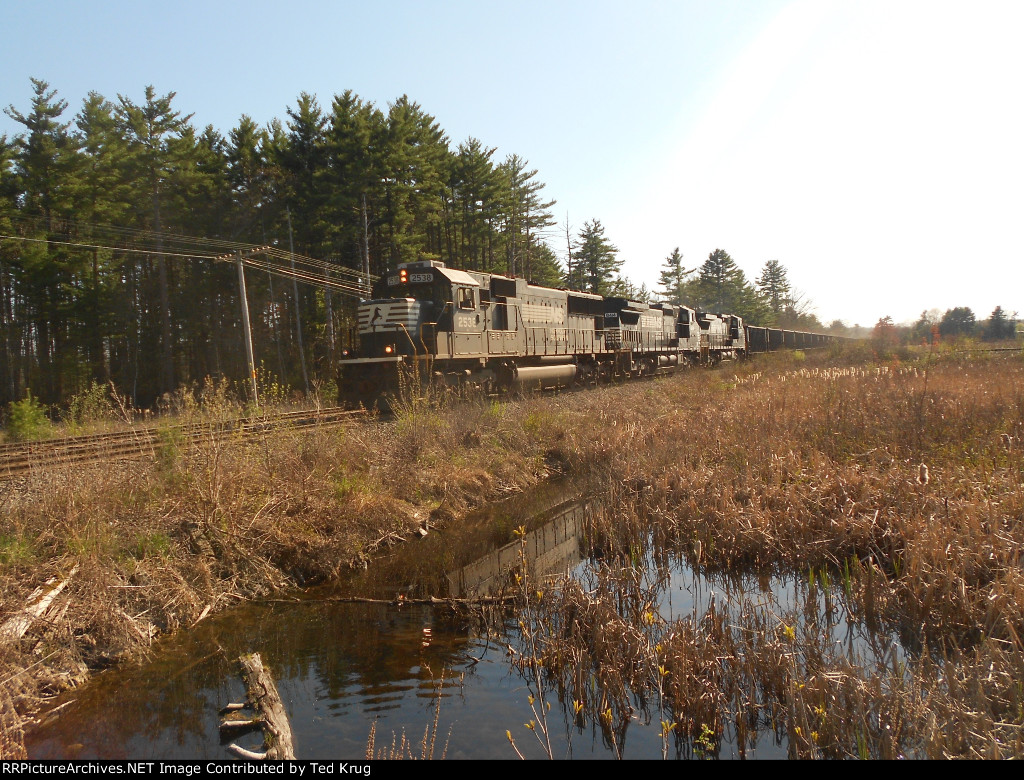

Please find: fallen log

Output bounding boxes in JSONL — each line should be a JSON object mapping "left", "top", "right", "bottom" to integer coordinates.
{"left": 0, "top": 566, "right": 78, "bottom": 646}
{"left": 225, "top": 653, "right": 295, "bottom": 760}
{"left": 256, "top": 594, "right": 514, "bottom": 606}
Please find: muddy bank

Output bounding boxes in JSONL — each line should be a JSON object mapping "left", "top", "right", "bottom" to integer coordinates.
{"left": 0, "top": 389, "right": 592, "bottom": 756}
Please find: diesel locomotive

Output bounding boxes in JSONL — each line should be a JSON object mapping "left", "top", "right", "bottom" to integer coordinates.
{"left": 338, "top": 260, "right": 841, "bottom": 409}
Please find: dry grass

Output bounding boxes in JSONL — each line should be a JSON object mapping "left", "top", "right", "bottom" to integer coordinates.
{"left": 503, "top": 348, "right": 1024, "bottom": 759}
{"left": 2, "top": 346, "right": 1022, "bottom": 758}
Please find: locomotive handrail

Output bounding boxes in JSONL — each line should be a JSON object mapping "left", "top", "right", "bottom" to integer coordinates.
{"left": 417, "top": 320, "right": 432, "bottom": 354}
{"left": 415, "top": 319, "right": 434, "bottom": 375}
{"left": 501, "top": 303, "right": 534, "bottom": 353}
{"left": 396, "top": 323, "right": 418, "bottom": 357}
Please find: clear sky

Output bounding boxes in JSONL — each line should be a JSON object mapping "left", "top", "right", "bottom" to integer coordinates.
{"left": 3, "top": 0, "right": 1021, "bottom": 327}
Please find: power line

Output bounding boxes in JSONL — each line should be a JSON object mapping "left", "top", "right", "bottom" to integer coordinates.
{"left": 0, "top": 233, "right": 220, "bottom": 260}
{"left": 5, "top": 214, "right": 378, "bottom": 278}
{"left": 209, "top": 247, "right": 371, "bottom": 297}
{"left": 0, "top": 225, "right": 378, "bottom": 298}
{"left": 7, "top": 214, "right": 253, "bottom": 252}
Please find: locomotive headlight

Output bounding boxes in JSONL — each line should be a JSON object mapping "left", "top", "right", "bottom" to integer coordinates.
{"left": 399, "top": 268, "right": 408, "bottom": 283}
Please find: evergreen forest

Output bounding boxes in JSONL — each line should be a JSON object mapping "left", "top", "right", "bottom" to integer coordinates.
{"left": 0, "top": 80, "right": 574, "bottom": 410}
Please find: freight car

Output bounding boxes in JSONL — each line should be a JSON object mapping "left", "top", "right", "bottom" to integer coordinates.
{"left": 338, "top": 260, "right": 844, "bottom": 409}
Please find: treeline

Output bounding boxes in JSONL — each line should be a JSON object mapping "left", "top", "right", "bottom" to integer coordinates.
{"left": 657, "top": 248, "right": 824, "bottom": 330}
{"left": 872, "top": 306, "right": 1020, "bottom": 346}
{"left": 0, "top": 79, "right": 571, "bottom": 409}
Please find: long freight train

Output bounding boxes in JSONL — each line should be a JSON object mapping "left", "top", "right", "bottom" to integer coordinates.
{"left": 338, "top": 260, "right": 844, "bottom": 409}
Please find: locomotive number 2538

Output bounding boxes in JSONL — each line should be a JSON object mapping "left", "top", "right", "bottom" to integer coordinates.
{"left": 388, "top": 272, "right": 432, "bottom": 285}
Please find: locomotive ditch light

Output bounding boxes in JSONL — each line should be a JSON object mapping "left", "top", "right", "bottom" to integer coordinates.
{"left": 384, "top": 345, "right": 393, "bottom": 354}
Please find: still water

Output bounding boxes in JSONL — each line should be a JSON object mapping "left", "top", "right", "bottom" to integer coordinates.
{"left": 26, "top": 482, "right": 903, "bottom": 760}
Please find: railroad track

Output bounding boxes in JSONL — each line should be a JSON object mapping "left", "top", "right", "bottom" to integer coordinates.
{"left": 0, "top": 406, "right": 366, "bottom": 478}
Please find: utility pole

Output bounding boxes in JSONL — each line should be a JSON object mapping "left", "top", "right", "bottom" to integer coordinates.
{"left": 236, "top": 251, "right": 259, "bottom": 407}
{"left": 564, "top": 213, "right": 574, "bottom": 289}
{"left": 324, "top": 264, "right": 335, "bottom": 365}
{"left": 361, "top": 194, "right": 371, "bottom": 297}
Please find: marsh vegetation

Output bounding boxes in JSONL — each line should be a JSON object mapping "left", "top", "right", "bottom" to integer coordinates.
{"left": 2, "top": 344, "right": 1022, "bottom": 759}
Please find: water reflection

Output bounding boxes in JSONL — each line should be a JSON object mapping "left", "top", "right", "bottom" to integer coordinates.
{"left": 449, "top": 498, "right": 588, "bottom": 598}
{"left": 26, "top": 484, "right": 908, "bottom": 760}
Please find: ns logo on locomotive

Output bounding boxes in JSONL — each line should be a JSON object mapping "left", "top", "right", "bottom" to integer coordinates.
{"left": 338, "top": 260, "right": 841, "bottom": 410}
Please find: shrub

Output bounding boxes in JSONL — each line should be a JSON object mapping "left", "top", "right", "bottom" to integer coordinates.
{"left": 0, "top": 534, "right": 35, "bottom": 566}
{"left": 63, "top": 381, "right": 114, "bottom": 432}
{"left": 5, "top": 391, "right": 51, "bottom": 441}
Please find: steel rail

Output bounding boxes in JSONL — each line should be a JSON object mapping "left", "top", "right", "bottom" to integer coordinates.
{"left": 0, "top": 407, "right": 367, "bottom": 478}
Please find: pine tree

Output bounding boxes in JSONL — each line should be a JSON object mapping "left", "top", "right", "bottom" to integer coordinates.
{"left": 70, "top": 92, "right": 134, "bottom": 386}
{"left": 379, "top": 96, "right": 449, "bottom": 267}
{"left": 524, "top": 242, "right": 563, "bottom": 287}
{"left": 226, "top": 115, "right": 271, "bottom": 240}
{"left": 322, "top": 91, "right": 385, "bottom": 274}
{"left": 116, "top": 86, "right": 196, "bottom": 397}
{"left": 657, "top": 247, "right": 691, "bottom": 305}
{"left": 188, "top": 124, "right": 242, "bottom": 386}
{"left": 691, "top": 249, "right": 769, "bottom": 323}
{"left": 939, "top": 307, "right": 976, "bottom": 338}
{"left": 756, "top": 259, "right": 791, "bottom": 314}
{"left": 278, "top": 93, "right": 331, "bottom": 389}
{"left": 280, "top": 92, "right": 328, "bottom": 257}
{"left": 910, "top": 309, "right": 941, "bottom": 344}
{"left": 5, "top": 78, "right": 79, "bottom": 402}
{"left": 497, "top": 154, "right": 556, "bottom": 279}
{"left": 0, "top": 133, "right": 21, "bottom": 405}
{"left": 609, "top": 275, "right": 652, "bottom": 302}
{"left": 693, "top": 249, "right": 740, "bottom": 310}
{"left": 983, "top": 306, "right": 1014, "bottom": 341}
{"left": 570, "top": 219, "right": 620, "bottom": 296}
{"left": 449, "top": 137, "right": 500, "bottom": 271}
{"left": 872, "top": 316, "right": 898, "bottom": 348}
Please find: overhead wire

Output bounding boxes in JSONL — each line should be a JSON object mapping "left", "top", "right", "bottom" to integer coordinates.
{"left": 206, "top": 248, "right": 371, "bottom": 296}
{"left": 5, "top": 213, "right": 376, "bottom": 275}
{"left": 263, "top": 247, "right": 370, "bottom": 279}
{"left": 0, "top": 233, "right": 221, "bottom": 260}
{"left": 237, "top": 258, "right": 370, "bottom": 297}
{"left": 0, "top": 231, "right": 372, "bottom": 297}
{"left": 1, "top": 216, "right": 378, "bottom": 298}
{"left": 7, "top": 214, "right": 252, "bottom": 252}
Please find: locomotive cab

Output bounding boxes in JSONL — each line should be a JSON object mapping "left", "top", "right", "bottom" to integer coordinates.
{"left": 673, "top": 306, "right": 701, "bottom": 357}
{"left": 350, "top": 261, "right": 487, "bottom": 359}
{"left": 727, "top": 315, "right": 746, "bottom": 353}
{"left": 696, "top": 312, "right": 730, "bottom": 358}
{"left": 339, "top": 261, "right": 487, "bottom": 408}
